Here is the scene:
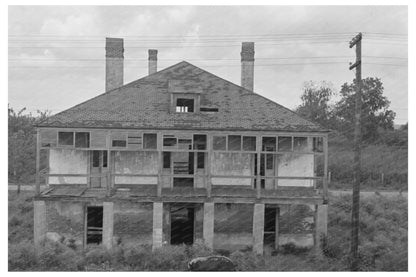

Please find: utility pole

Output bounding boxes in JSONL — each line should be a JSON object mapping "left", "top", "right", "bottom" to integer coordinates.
{"left": 349, "top": 32, "right": 362, "bottom": 271}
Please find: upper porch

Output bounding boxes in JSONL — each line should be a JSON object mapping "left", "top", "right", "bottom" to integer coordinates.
{"left": 35, "top": 128, "right": 329, "bottom": 204}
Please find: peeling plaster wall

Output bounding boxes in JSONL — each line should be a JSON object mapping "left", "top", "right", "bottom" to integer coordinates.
{"left": 113, "top": 201, "right": 153, "bottom": 246}
{"left": 114, "top": 151, "right": 158, "bottom": 185}
{"left": 211, "top": 153, "right": 252, "bottom": 186}
{"left": 277, "top": 154, "right": 314, "bottom": 187}
{"left": 49, "top": 149, "right": 88, "bottom": 185}
{"left": 45, "top": 201, "right": 84, "bottom": 246}
{"left": 214, "top": 204, "right": 253, "bottom": 250}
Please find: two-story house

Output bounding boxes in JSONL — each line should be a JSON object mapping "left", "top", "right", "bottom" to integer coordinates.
{"left": 33, "top": 38, "right": 329, "bottom": 254}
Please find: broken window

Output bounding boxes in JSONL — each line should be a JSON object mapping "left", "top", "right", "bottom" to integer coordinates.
{"left": 313, "top": 137, "right": 324, "bottom": 152}
{"left": 213, "top": 136, "right": 226, "bottom": 150}
{"left": 163, "top": 137, "right": 177, "bottom": 147}
{"left": 143, "top": 133, "right": 157, "bottom": 149}
{"left": 197, "top": 152, "right": 205, "bottom": 169}
{"left": 176, "top": 98, "right": 194, "bottom": 113}
{"left": 58, "top": 132, "right": 74, "bottom": 146}
{"left": 163, "top": 152, "right": 171, "bottom": 169}
{"left": 200, "top": 107, "right": 219, "bottom": 112}
{"left": 228, "top": 135, "right": 241, "bottom": 151}
{"left": 112, "top": 140, "right": 127, "bottom": 147}
{"left": 75, "top": 132, "right": 90, "bottom": 148}
{"left": 278, "top": 136, "right": 292, "bottom": 151}
{"left": 243, "top": 136, "right": 256, "bottom": 151}
{"left": 193, "top": 134, "right": 207, "bottom": 150}
{"left": 40, "top": 129, "right": 57, "bottom": 147}
{"left": 262, "top": 137, "right": 276, "bottom": 151}
{"left": 293, "top": 137, "right": 309, "bottom": 152}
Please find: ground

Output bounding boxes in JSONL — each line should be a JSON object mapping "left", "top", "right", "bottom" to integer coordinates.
{"left": 8, "top": 190, "right": 407, "bottom": 271}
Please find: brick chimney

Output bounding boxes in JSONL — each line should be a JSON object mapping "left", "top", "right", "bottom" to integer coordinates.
{"left": 105, "top": 37, "right": 124, "bottom": 91}
{"left": 148, "top": 49, "right": 158, "bottom": 75}
{"left": 241, "top": 42, "right": 255, "bottom": 91}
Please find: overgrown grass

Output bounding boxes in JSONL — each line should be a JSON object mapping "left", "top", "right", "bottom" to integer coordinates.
{"left": 328, "top": 133, "right": 407, "bottom": 191}
{"left": 8, "top": 191, "right": 407, "bottom": 271}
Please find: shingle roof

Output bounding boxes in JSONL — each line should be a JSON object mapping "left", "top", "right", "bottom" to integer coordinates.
{"left": 38, "top": 61, "right": 327, "bottom": 132}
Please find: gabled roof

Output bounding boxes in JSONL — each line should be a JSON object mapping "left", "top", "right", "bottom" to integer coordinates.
{"left": 38, "top": 61, "right": 327, "bottom": 132}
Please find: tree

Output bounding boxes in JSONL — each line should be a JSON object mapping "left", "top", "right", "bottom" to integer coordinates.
{"left": 334, "top": 77, "right": 396, "bottom": 142}
{"left": 8, "top": 106, "right": 50, "bottom": 193}
{"left": 296, "top": 81, "right": 336, "bottom": 128}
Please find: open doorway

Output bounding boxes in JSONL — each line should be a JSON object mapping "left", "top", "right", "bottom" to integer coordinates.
{"left": 86, "top": 206, "right": 103, "bottom": 245}
{"left": 264, "top": 207, "right": 278, "bottom": 248}
{"left": 170, "top": 206, "right": 195, "bottom": 245}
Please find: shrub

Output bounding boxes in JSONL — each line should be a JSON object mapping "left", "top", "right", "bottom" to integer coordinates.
{"left": 37, "top": 241, "right": 83, "bottom": 271}
{"left": 8, "top": 240, "right": 37, "bottom": 271}
{"left": 229, "top": 250, "right": 265, "bottom": 271}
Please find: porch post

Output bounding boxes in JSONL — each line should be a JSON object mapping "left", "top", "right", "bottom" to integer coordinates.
{"left": 315, "top": 204, "right": 328, "bottom": 252}
{"left": 35, "top": 130, "right": 41, "bottom": 195}
{"left": 253, "top": 203, "right": 265, "bottom": 254}
{"left": 203, "top": 202, "right": 214, "bottom": 249}
{"left": 34, "top": 200, "right": 47, "bottom": 246}
{"left": 102, "top": 202, "right": 114, "bottom": 249}
{"left": 152, "top": 202, "right": 163, "bottom": 250}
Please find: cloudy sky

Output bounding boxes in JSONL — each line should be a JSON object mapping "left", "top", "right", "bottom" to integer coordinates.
{"left": 8, "top": 5, "right": 408, "bottom": 124}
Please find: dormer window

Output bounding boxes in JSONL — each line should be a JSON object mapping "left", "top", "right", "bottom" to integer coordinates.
{"left": 176, "top": 98, "right": 194, "bottom": 113}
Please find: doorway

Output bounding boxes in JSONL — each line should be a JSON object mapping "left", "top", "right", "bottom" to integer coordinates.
{"left": 170, "top": 206, "right": 195, "bottom": 245}
{"left": 86, "top": 206, "right": 103, "bottom": 245}
{"left": 264, "top": 207, "right": 278, "bottom": 248}
{"left": 90, "top": 150, "right": 108, "bottom": 188}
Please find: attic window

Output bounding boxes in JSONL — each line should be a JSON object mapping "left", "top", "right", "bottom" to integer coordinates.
{"left": 176, "top": 98, "right": 194, "bottom": 113}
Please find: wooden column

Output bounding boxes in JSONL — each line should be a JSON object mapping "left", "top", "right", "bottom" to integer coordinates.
{"left": 253, "top": 203, "right": 265, "bottom": 254}
{"left": 102, "top": 202, "right": 114, "bottom": 249}
{"left": 35, "top": 130, "right": 41, "bottom": 195}
{"left": 206, "top": 134, "right": 212, "bottom": 197}
{"left": 323, "top": 135, "right": 329, "bottom": 201}
{"left": 157, "top": 132, "right": 162, "bottom": 197}
{"left": 256, "top": 136, "right": 261, "bottom": 198}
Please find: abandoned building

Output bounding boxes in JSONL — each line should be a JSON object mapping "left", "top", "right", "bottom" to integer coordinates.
{"left": 33, "top": 38, "right": 329, "bottom": 254}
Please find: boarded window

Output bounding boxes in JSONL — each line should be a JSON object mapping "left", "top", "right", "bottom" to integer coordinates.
{"left": 313, "top": 137, "right": 324, "bottom": 152}
{"left": 228, "top": 135, "right": 241, "bottom": 151}
{"left": 111, "top": 131, "right": 127, "bottom": 148}
{"left": 294, "top": 137, "right": 309, "bottom": 152}
{"left": 193, "top": 134, "right": 207, "bottom": 150}
{"left": 176, "top": 98, "right": 194, "bottom": 113}
{"left": 163, "top": 152, "right": 171, "bottom": 169}
{"left": 262, "top": 137, "right": 276, "bottom": 151}
{"left": 90, "top": 130, "right": 107, "bottom": 148}
{"left": 127, "top": 132, "right": 142, "bottom": 149}
{"left": 278, "top": 136, "right": 292, "bottom": 151}
{"left": 75, "top": 132, "right": 90, "bottom": 148}
{"left": 213, "top": 136, "right": 226, "bottom": 150}
{"left": 243, "top": 136, "right": 256, "bottom": 151}
{"left": 197, "top": 152, "right": 205, "bottom": 169}
{"left": 143, "top": 133, "right": 157, "bottom": 149}
{"left": 58, "top": 132, "right": 74, "bottom": 146}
